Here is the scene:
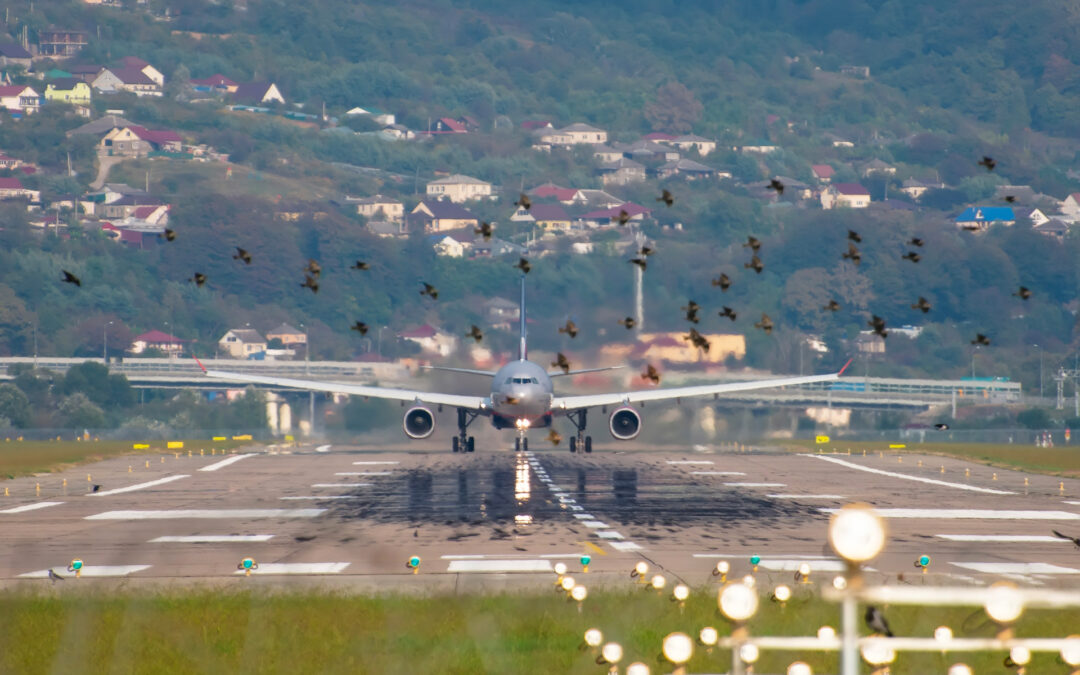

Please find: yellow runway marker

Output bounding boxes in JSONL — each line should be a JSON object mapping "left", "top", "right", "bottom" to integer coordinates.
{"left": 580, "top": 541, "right": 607, "bottom": 557}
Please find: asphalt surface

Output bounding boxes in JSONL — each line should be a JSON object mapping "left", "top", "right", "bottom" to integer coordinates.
{"left": 3, "top": 440, "right": 1080, "bottom": 590}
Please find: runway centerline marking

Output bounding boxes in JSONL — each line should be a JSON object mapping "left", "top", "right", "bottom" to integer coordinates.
{"left": 609, "top": 541, "right": 644, "bottom": 552}
{"left": 821, "top": 508, "right": 1080, "bottom": 520}
{"left": 692, "top": 471, "right": 747, "bottom": 476}
{"left": 280, "top": 496, "right": 360, "bottom": 500}
{"left": 150, "top": 535, "right": 274, "bottom": 543}
{"left": 935, "top": 534, "right": 1070, "bottom": 543}
{"left": 950, "top": 562, "right": 1080, "bottom": 575}
{"left": 596, "top": 531, "right": 625, "bottom": 540}
{"left": 768, "top": 494, "right": 846, "bottom": 500}
{"left": 724, "top": 482, "right": 786, "bottom": 487}
{"left": 667, "top": 460, "right": 714, "bottom": 465}
{"left": 87, "top": 475, "right": 190, "bottom": 497}
{"left": 86, "top": 509, "right": 325, "bottom": 520}
{"left": 0, "top": 501, "right": 64, "bottom": 514}
{"left": 234, "top": 562, "right": 350, "bottom": 575}
{"left": 199, "top": 455, "right": 254, "bottom": 472}
{"left": 447, "top": 559, "right": 553, "bottom": 573}
{"left": 804, "top": 454, "right": 1015, "bottom": 494}
{"left": 580, "top": 521, "right": 609, "bottom": 529}
{"left": 311, "top": 483, "right": 372, "bottom": 488}
{"left": 334, "top": 472, "right": 391, "bottom": 476}
{"left": 352, "top": 461, "right": 399, "bottom": 465}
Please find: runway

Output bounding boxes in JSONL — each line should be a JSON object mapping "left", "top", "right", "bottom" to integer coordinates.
{"left": 2, "top": 442, "right": 1080, "bottom": 589}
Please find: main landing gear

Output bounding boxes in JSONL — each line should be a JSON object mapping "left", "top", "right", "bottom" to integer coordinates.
{"left": 452, "top": 408, "right": 477, "bottom": 453}
{"left": 566, "top": 409, "right": 592, "bottom": 454}
{"left": 514, "top": 436, "right": 528, "bottom": 452}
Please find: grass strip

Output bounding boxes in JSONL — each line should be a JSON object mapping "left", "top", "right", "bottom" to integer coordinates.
{"left": 0, "top": 439, "right": 256, "bottom": 480}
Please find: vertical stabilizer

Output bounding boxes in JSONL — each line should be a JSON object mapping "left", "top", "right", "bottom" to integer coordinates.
{"left": 519, "top": 275, "right": 527, "bottom": 360}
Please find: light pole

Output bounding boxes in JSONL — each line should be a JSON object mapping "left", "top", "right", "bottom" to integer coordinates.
{"left": 103, "top": 320, "right": 113, "bottom": 364}
{"left": 1035, "top": 344, "right": 1043, "bottom": 400}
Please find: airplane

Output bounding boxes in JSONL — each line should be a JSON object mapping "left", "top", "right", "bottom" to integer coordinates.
{"left": 195, "top": 277, "right": 850, "bottom": 453}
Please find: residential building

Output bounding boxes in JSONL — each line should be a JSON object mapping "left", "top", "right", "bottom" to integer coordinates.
{"left": 129, "top": 330, "right": 185, "bottom": 355}
{"left": 1033, "top": 219, "right": 1069, "bottom": 241}
{"left": 348, "top": 195, "right": 404, "bottom": 222}
{"left": 840, "top": 65, "right": 871, "bottom": 79}
{"left": 855, "top": 332, "right": 886, "bottom": 354}
{"left": 656, "top": 158, "right": 716, "bottom": 180}
{"left": 0, "top": 153, "right": 21, "bottom": 170}
{"left": 100, "top": 194, "right": 166, "bottom": 220}
{"left": 409, "top": 200, "right": 479, "bottom": 233}
{"left": 860, "top": 158, "right": 895, "bottom": 176}
{"left": 37, "top": 29, "right": 88, "bottom": 57}
{"left": 955, "top": 206, "right": 1015, "bottom": 232}
{"left": 0, "top": 86, "right": 40, "bottom": 115}
{"left": 769, "top": 176, "right": 813, "bottom": 200}
{"left": 1028, "top": 208, "right": 1050, "bottom": 226}
{"left": 592, "top": 145, "right": 624, "bottom": 163}
{"left": 119, "top": 56, "right": 164, "bottom": 86}
{"left": 596, "top": 158, "right": 646, "bottom": 186}
{"left": 535, "top": 122, "right": 607, "bottom": 147}
{"left": 231, "top": 82, "right": 285, "bottom": 105}
{"left": 483, "top": 297, "right": 519, "bottom": 331}
{"left": 528, "top": 182, "right": 578, "bottom": 203}
{"left": 190, "top": 74, "right": 238, "bottom": 93}
{"left": 599, "top": 332, "right": 745, "bottom": 365}
{"left": 666, "top": 134, "right": 717, "bottom": 156}
{"left": 433, "top": 234, "right": 469, "bottom": 257}
{"left": 398, "top": 324, "right": 457, "bottom": 356}
{"left": 65, "top": 114, "right": 132, "bottom": 138}
{"left": 92, "top": 67, "right": 163, "bottom": 97}
{"left": 739, "top": 140, "right": 779, "bottom": 154}
{"left": 266, "top": 323, "right": 306, "bottom": 346}
{"left": 425, "top": 174, "right": 492, "bottom": 202}
{"left": 0, "top": 177, "right": 40, "bottom": 202}
{"left": 344, "top": 106, "right": 395, "bottom": 126}
{"left": 570, "top": 189, "right": 622, "bottom": 209}
{"left": 1060, "top": 193, "right": 1080, "bottom": 220}
{"left": 811, "top": 164, "right": 835, "bottom": 183}
{"left": 429, "top": 117, "right": 467, "bottom": 133}
{"left": 218, "top": 329, "right": 268, "bottom": 359}
{"left": 579, "top": 202, "right": 651, "bottom": 227}
{"left": 366, "top": 220, "right": 409, "bottom": 238}
{"left": 824, "top": 133, "right": 854, "bottom": 148}
{"left": 68, "top": 64, "right": 105, "bottom": 82}
{"left": 44, "top": 78, "right": 92, "bottom": 105}
{"left": 618, "top": 140, "right": 681, "bottom": 162}
{"left": 100, "top": 125, "right": 182, "bottom": 157}
{"left": 821, "top": 183, "right": 871, "bottom": 209}
{"left": 529, "top": 203, "right": 573, "bottom": 231}
{"left": 0, "top": 43, "right": 32, "bottom": 70}
{"left": 899, "top": 178, "right": 942, "bottom": 200}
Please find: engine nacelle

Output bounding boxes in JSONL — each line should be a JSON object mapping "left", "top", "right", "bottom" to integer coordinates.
{"left": 403, "top": 406, "right": 435, "bottom": 439}
{"left": 609, "top": 406, "right": 642, "bottom": 440}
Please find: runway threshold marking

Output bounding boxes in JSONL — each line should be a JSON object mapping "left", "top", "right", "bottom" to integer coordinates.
{"left": 150, "top": 535, "right": 274, "bottom": 543}
{"left": 667, "top": 460, "right": 714, "bottom": 465}
{"left": 581, "top": 521, "right": 610, "bottom": 529}
{"left": 580, "top": 541, "right": 608, "bottom": 556}
{"left": 334, "top": 472, "right": 392, "bottom": 476}
{"left": 692, "top": 471, "right": 747, "bottom": 476}
{"left": 804, "top": 454, "right": 1015, "bottom": 495}
{"left": 950, "top": 562, "right": 1080, "bottom": 575}
{"left": 86, "top": 475, "right": 190, "bottom": 497}
{"left": 199, "top": 454, "right": 254, "bottom": 472}
{"left": 935, "top": 534, "right": 1070, "bottom": 543}
{"left": 759, "top": 559, "right": 847, "bottom": 572}
{"left": 233, "top": 562, "right": 350, "bottom": 575}
{"left": 596, "top": 531, "right": 625, "bottom": 540}
{"left": 609, "top": 541, "right": 644, "bottom": 552}
{"left": 352, "top": 461, "right": 399, "bottom": 465}
{"left": 86, "top": 509, "right": 326, "bottom": 520}
{"left": 0, "top": 501, "right": 64, "bottom": 514}
{"left": 768, "top": 494, "right": 847, "bottom": 499}
{"left": 447, "top": 559, "right": 553, "bottom": 573}
{"left": 821, "top": 508, "right": 1080, "bottom": 520}
{"left": 724, "top": 482, "right": 786, "bottom": 487}
{"left": 20, "top": 565, "right": 150, "bottom": 578}
{"left": 311, "top": 483, "right": 373, "bottom": 488}
{"left": 280, "top": 495, "right": 361, "bottom": 500}
{"left": 1066, "top": 501, "right": 1080, "bottom": 506}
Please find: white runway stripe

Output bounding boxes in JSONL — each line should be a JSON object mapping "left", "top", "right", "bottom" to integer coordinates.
{"left": 936, "top": 534, "right": 1070, "bottom": 543}
{"left": 86, "top": 509, "right": 325, "bottom": 520}
{"left": 724, "top": 482, "right": 786, "bottom": 487}
{"left": 87, "top": 475, "right": 190, "bottom": 497}
{"left": 667, "top": 460, "right": 714, "bottom": 465}
{"left": 20, "top": 565, "right": 150, "bottom": 578}
{"left": 235, "top": 562, "right": 350, "bottom": 575}
{"left": 759, "top": 559, "right": 847, "bottom": 572}
{"left": 311, "top": 483, "right": 372, "bottom": 488}
{"left": 950, "top": 562, "right": 1080, "bottom": 575}
{"left": 0, "top": 501, "right": 64, "bottom": 514}
{"left": 596, "top": 531, "right": 625, "bottom": 540}
{"left": 150, "top": 535, "right": 274, "bottom": 543}
{"left": 280, "top": 495, "right": 360, "bottom": 500}
{"left": 609, "top": 541, "right": 644, "bottom": 552}
{"left": 199, "top": 454, "right": 254, "bottom": 472}
{"left": 1066, "top": 501, "right": 1080, "bottom": 506}
{"left": 692, "top": 471, "right": 747, "bottom": 476}
{"left": 693, "top": 553, "right": 833, "bottom": 559}
{"left": 352, "top": 461, "right": 399, "bottom": 465}
{"left": 821, "top": 508, "right": 1080, "bottom": 520}
{"left": 573, "top": 514, "right": 595, "bottom": 520}
{"left": 447, "top": 559, "right": 552, "bottom": 573}
{"left": 334, "top": 472, "right": 392, "bottom": 476}
{"left": 580, "top": 521, "right": 609, "bottom": 529}
{"left": 805, "top": 454, "right": 1014, "bottom": 494}
{"left": 768, "top": 494, "right": 846, "bottom": 500}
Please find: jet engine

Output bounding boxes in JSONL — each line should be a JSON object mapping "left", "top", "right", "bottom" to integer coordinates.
{"left": 403, "top": 406, "right": 435, "bottom": 439}
{"left": 608, "top": 406, "right": 642, "bottom": 440}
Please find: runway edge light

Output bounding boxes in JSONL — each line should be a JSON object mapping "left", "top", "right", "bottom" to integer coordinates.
{"left": 67, "top": 558, "right": 83, "bottom": 578}
{"left": 238, "top": 557, "right": 257, "bottom": 576}
{"left": 407, "top": 555, "right": 421, "bottom": 574}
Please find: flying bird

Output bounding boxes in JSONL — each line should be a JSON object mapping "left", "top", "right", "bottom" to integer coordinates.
{"left": 657, "top": 189, "right": 674, "bottom": 207}
{"left": 933, "top": 423, "right": 950, "bottom": 431}
{"left": 629, "top": 257, "right": 647, "bottom": 270}
{"left": 908, "top": 237, "right": 924, "bottom": 247}
{"left": 515, "top": 193, "right": 531, "bottom": 211}
{"left": 768, "top": 178, "right": 784, "bottom": 195}
{"left": 61, "top": 270, "right": 81, "bottom": 287}
{"left": 847, "top": 229, "right": 862, "bottom": 243}
{"left": 617, "top": 317, "right": 636, "bottom": 330}
{"left": 868, "top": 315, "right": 888, "bottom": 338}
{"left": 467, "top": 325, "right": 483, "bottom": 342}
{"left": 718, "top": 306, "right": 737, "bottom": 321}
{"left": 822, "top": 299, "right": 841, "bottom": 312}
{"left": 420, "top": 282, "right": 438, "bottom": 299}
{"left": 1003, "top": 195, "right": 1016, "bottom": 203}
{"left": 865, "top": 606, "right": 894, "bottom": 637}
{"left": 684, "top": 328, "right": 710, "bottom": 352}
{"left": 712, "top": 273, "right": 732, "bottom": 291}
{"left": 639, "top": 245, "right": 655, "bottom": 257}
{"left": 743, "top": 236, "right": 762, "bottom": 252}
{"left": 546, "top": 429, "right": 562, "bottom": 446}
{"left": 1051, "top": 530, "right": 1080, "bottom": 549}
{"left": 978, "top": 155, "right": 996, "bottom": 171}
{"left": 515, "top": 257, "right": 531, "bottom": 274}
{"left": 960, "top": 223, "right": 981, "bottom": 232}
{"left": 842, "top": 242, "right": 861, "bottom": 266}
{"left": 682, "top": 300, "right": 701, "bottom": 324}
{"left": 971, "top": 333, "right": 991, "bottom": 346}
{"left": 552, "top": 352, "right": 570, "bottom": 374}
{"left": 911, "top": 297, "right": 932, "bottom": 313}
{"left": 351, "top": 321, "right": 369, "bottom": 335}
{"left": 48, "top": 569, "right": 64, "bottom": 582}
{"left": 351, "top": 260, "right": 370, "bottom": 271}
{"left": 902, "top": 251, "right": 921, "bottom": 263}
{"left": 189, "top": 272, "right": 207, "bottom": 287}
{"left": 1013, "top": 286, "right": 1031, "bottom": 300}
{"left": 305, "top": 259, "right": 321, "bottom": 278}
{"left": 163, "top": 228, "right": 176, "bottom": 242}
{"left": 616, "top": 209, "right": 631, "bottom": 226}
{"left": 642, "top": 364, "right": 661, "bottom": 385}
{"left": 475, "top": 221, "right": 494, "bottom": 240}
{"left": 558, "top": 320, "right": 578, "bottom": 339}
{"left": 745, "top": 254, "right": 764, "bottom": 274}
{"left": 754, "top": 313, "right": 774, "bottom": 334}
{"left": 233, "top": 247, "right": 252, "bottom": 264}
{"left": 300, "top": 274, "right": 319, "bottom": 294}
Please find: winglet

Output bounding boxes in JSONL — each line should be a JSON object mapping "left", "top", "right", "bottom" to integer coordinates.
{"left": 837, "top": 357, "right": 854, "bottom": 376}
{"left": 192, "top": 354, "right": 207, "bottom": 374}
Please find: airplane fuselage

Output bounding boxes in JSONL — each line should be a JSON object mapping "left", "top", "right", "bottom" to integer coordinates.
{"left": 489, "top": 359, "right": 554, "bottom": 429}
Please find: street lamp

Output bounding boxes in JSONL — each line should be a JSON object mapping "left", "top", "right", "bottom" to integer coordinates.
{"left": 103, "top": 320, "right": 114, "bottom": 364}
{"left": 1035, "top": 344, "right": 1044, "bottom": 399}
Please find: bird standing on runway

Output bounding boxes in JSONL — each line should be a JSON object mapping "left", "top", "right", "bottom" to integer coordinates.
{"left": 865, "top": 606, "right": 894, "bottom": 637}
{"left": 1052, "top": 530, "right": 1080, "bottom": 548}
{"left": 92, "top": 484, "right": 101, "bottom": 492}
{"left": 48, "top": 569, "right": 64, "bottom": 582}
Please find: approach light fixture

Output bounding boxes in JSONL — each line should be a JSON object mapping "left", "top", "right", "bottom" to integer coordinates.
{"left": 947, "top": 665, "right": 973, "bottom": 675}
{"left": 560, "top": 576, "right": 576, "bottom": 592}
{"left": 739, "top": 643, "right": 760, "bottom": 664}
{"left": 985, "top": 581, "right": 1024, "bottom": 624}
{"left": 661, "top": 632, "right": 693, "bottom": 665}
{"left": 713, "top": 560, "right": 730, "bottom": 580}
{"left": 828, "top": 504, "right": 886, "bottom": 563}
{"left": 600, "top": 642, "right": 623, "bottom": 665}
{"left": 773, "top": 584, "right": 792, "bottom": 603}
{"left": 861, "top": 639, "right": 897, "bottom": 666}
{"left": 817, "top": 626, "right": 836, "bottom": 641}
{"left": 584, "top": 628, "right": 603, "bottom": 648}
{"left": 787, "top": 662, "right": 813, "bottom": 675}
{"left": 571, "top": 585, "right": 587, "bottom": 602}
{"left": 698, "top": 626, "right": 718, "bottom": 646}
{"left": 672, "top": 584, "right": 690, "bottom": 602}
{"left": 650, "top": 574, "right": 666, "bottom": 591}
{"left": 719, "top": 582, "right": 759, "bottom": 622}
{"left": 935, "top": 626, "right": 953, "bottom": 643}
{"left": 625, "top": 663, "right": 650, "bottom": 675}
{"left": 1062, "top": 635, "right": 1080, "bottom": 666}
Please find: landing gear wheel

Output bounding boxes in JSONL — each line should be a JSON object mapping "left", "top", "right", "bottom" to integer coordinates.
{"left": 522, "top": 438, "right": 528, "bottom": 452}
{"left": 569, "top": 437, "right": 577, "bottom": 453}
{"left": 452, "top": 436, "right": 460, "bottom": 453}
{"left": 584, "top": 436, "right": 592, "bottom": 453}
{"left": 514, "top": 438, "right": 521, "bottom": 452}
{"left": 467, "top": 437, "right": 475, "bottom": 453}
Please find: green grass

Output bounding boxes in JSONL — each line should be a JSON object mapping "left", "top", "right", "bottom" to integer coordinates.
{"left": 0, "top": 439, "right": 255, "bottom": 480}
{"left": 777, "top": 440, "right": 1080, "bottom": 477}
{"left": 0, "top": 588, "right": 1075, "bottom": 674}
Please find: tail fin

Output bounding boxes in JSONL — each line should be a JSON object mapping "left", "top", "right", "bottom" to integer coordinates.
{"left": 519, "top": 274, "right": 527, "bottom": 361}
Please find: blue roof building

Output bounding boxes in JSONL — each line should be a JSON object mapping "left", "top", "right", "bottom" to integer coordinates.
{"left": 956, "top": 206, "right": 1015, "bottom": 232}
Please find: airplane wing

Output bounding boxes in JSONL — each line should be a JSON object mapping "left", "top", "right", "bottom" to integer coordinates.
{"left": 548, "top": 366, "right": 626, "bottom": 378}
{"left": 420, "top": 366, "right": 497, "bottom": 377}
{"left": 201, "top": 369, "right": 488, "bottom": 410}
{"left": 552, "top": 361, "right": 851, "bottom": 411}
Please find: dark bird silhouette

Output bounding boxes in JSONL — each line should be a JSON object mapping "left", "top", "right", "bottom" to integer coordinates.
{"left": 629, "top": 257, "right": 647, "bottom": 270}
{"left": 847, "top": 229, "right": 862, "bottom": 243}
{"left": 865, "top": 606, "right": 894, "bottom": 637}
{"left": 978, "top": 155, "right": 996, "bottom": 171}
{"left": 868, "top": 315, "right": 888, "bottom": 338}
{"left": 642, "top": 364, "right": 661, "bottom": 385}
{"left": 971, "top": 333, "right": 990, "bottom": 346}
{"left": 475, "top": 221, "right": 494, "bottom": 240}
{"left": 189, "top": 273, "right": 207, "bottom": 287}
{"left": 515, "top": 257, "right": 531, "bottom": 274}
{"left": 718, "top": 306, "right": 737, "bottom": 321}
{"left": 163, "top": 228, "right": 176, "bottom": 242}
{"left": 547, "top": 428, "right": 562, "bottom": 446}
{"left": 908, "top": 237, "right": 924, "bottom": 247}
{"left": 558, "top": 320, "right": 578, "bottom": 339}
{"left": 420, "top": 282, "right": 438, "bottom": 300}
{"left": 639, "top": 245, "right": 655, "bottom": 257}
{"left": 351, "top": 260, "right": 370, "bottom": 271}
{"left": 712, "top": 273, "right": 732, "bottom": 291}
{"left": 467, "top": 325, "right": 483, "bottom": 342}
{"left": 1013, "top": 286, "right": 1032, "bottom": 300}
{"left": 616, "top": 209, "right": 631, "bottom": 226}
{"left": 754, "top": 313, "right": 774, "bottom": 334}
{"left": 91, "top": 484, "right": 101, "bottom": 493}
{"left": 1003, "top": 195, "right": 1016, "bottom": 203}
{"left": 233, "top": 247, "right": 252, "bottom": 264}
{"left": 911, "top": 297, "right": 932, "bottom": 313}
{"left": 768, "top": 178, "right": 784, "bottom": 195}
{"left": 684, "top": 328, "right": 710, "bottom": 352}
{"left": 305, "top": 259, "right": 321, "bottom": 278}
{"left": 413, "top": 529, "right": 418, "bottom": 538}
{"left": 48, "top": 569, "right": 64, "bottom": 582}
{"left": 617, "top": 317, "right": 636, "bottom": 330}
{"left": 743, "top": 236, "right": 762, "bottom": 252}
{"left": 822, "top": 299, "right": 841, "bottom": 312}
{"left": 842, "top": 242, "right": 862, "bottom": 266}
{"left": 745, "top": 254, "right": 764, "bottom": 274}
{"left": 351, "top": 321, "right": 368, "bottom": 335}
{"left": 300, "top": 274, "right": 319, "bottom": 294}
{"left": 516, "top": 193, "right": 531, "bottom": 211}
{"left": 902, "top": 251, "right": 921, "bottom": 263}
{"left": 552, "top": 352, "right": 570, "bottom": 374}
{"left": 61, "top": 270, "right": 81, "bottom": 287}
{"left": 657, "top": 189, "right": 674, "bottom": 207}
{"left": 933, "top": 423, "right": 950, "bottom": 431}
{"left": 682, "top": 300, "right": 701, "bottom": 324}
{"left": 1052, "top": 530, "right": 1080, "bottom": 549}
{"left": 960, "top": 223, "right": 982, "bottom": 232}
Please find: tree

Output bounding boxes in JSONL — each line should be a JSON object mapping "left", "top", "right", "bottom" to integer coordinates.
{"left": 1017, "top": 407, "right": 1052, "bottom": 429}
{"left": 57, "top": 392, "right": 106, "bottom": 429}
{"left": 0, "top": 384, "right": 30, "bottom": 428}
{"left": 644, "top": 82, "right": 703, "bottom": 133}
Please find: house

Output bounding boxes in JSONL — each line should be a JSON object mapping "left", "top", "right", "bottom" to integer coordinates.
{"left": 521, "top": 120, "right": 552, "bottom": 131}
{"left": 38, "top": 29, "right": 88, "bottom": 57}
{"left": 129, "top": 330, "right": 186, "bottom": 355}
{"left": 739, "top": 140, "right": 779, "bottom": 154}
{"left": 579, "top": 202, "right": 651, "bottom": 227}
{"left": 529, "top": 203, "right": 573, "bottom": 231}
{"left": 824, "top": 133, "right": 854, "bottom": 148}
{"left": 821, "top": 183, "right": 871, "bottom": 209}
{"left": 399, "top": 324, "right": 457, "bottom": 356}
{"left": 483, "top": 297, "right": 519, "bottom": 330}
{"left": 860, "top": 158, "right": 896, "bottom": 176}
{"left": 366, "top": 220, "right": 409, "bottom": 238}
{"left": 219, "top": 329, "right": 268, "bottom": 359}
{"left": 535, "top": 123, "right": 607, "bottom": 148}
{"left": 409, "top": 200, "right": 479, "bottom": 232}
{"left": 425, "top": 174, "right": 492, "bottom": 202}
{"left": 855, "top": 332, "right": 886, "bottom": 354}
{"left": 1060, "top": 193, "right": 1080, "bottom": 220}
{"left": 0, "top": 43, "right": 32, "bottom": 71}
{"left": 92, "top": 67, "right": 163, "bottom": 97}
{"left": 344, "top": 106, "right": 395, "bottom": 126}
{"left": 119, "top": 56, "right": 164, "bottom": 86}
{"left": 811, "top": 164, "right": 835, "bottom": 183}
{"left": 1033, "top": 219, "right": 1069, "bottom": 241}
{"left": 65, "top": 114, "right": 133, "bottom": 138}
{"left": 644, "top": 132, "right": 676, "bottom": 142}
{"left": 899, "top": 178, "right": 943, "bottom": 200}
{"left": 266, "top": 323, "right": 306, "bottom": 347}
{"left": 1028, "top": 208, "right": 1050, "bottom": 226}
{"left": 231, "top": 82, "right": 285, "bottom": 105}
{"left": 433, "top": 233, "right": 469, "bottom": 257}
{"left": 100, "top": 125, "right": 183, "bottom": 157}
{"left": 471, "top": 237, "right": 520, "bottom": 258}
{"left": 0, "top": 177, "right": 41, "bottom": 202}
{"left": 570, "top": 189, "right": 622, "bottom": 209}
{"left": 656, "top": 158, "right": 717, "bottom": 180}
{"left": 600, "top": 332, "right": 745, "bottom": 364}
{"left": 840, "top": 65, "right": 871, "bottom": 79}
{"left": 100, "top": 194, "right": 166, "bottom": 220}
{"left": 0, "top": 153, "right": 22, "bottom": 170}
{"left": 0, "top": 86, "right": 40, "bottom": 115}
{"left": 347, "top": 195, "right": 404, "bottom": 222}
{"left": 596, "top": 158, "right": 646, "bottom": 186}
{"left": 68, "top": 64, "right": 105, "bottom": 82}
{"left": 429, "top": 117, "right": 467, "bottom": 134}
{"left": 528, "top": 182, "right": 578, "bottom": 203}
{"left": 44, "top": 78, "right": 92, "bottom": 105}
{"left": 618, "top": 140, "right": 682, "bottom": 162}
{"left": 955, "top": 206, "right": 1015, "bottom": 232}
{"left": 667, "top": 134, "right": 717, "bottom": 156}
{"left": 769, "top": 176, "right": 813, "bottom": 200}
{"left": 592, "top": 145, "right": 624, "bottom": 163}
{"left": 190, "top": 74, "right": 238, "bottom": 93}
